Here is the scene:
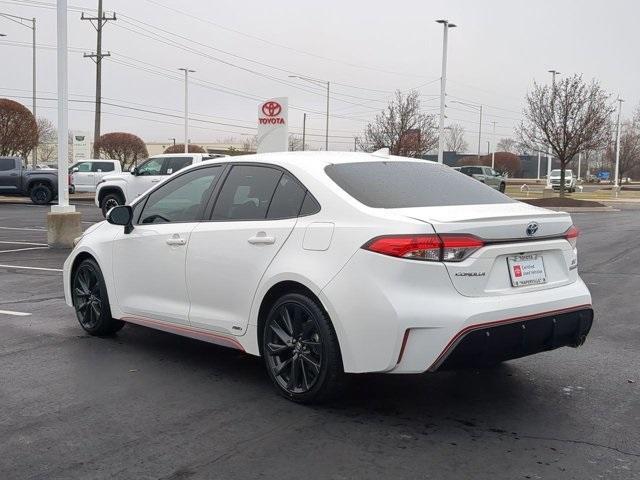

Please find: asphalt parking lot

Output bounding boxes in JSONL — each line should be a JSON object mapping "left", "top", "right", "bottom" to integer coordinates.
{"left": 0, "top": 202, "right": 638, "bottom": 480}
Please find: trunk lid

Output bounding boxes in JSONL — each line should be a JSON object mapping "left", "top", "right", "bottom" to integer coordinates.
{"left": 389, "top": 202, "right": 578, "bottom": 297}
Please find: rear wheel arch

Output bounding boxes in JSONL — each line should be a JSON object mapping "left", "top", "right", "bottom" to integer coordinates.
{"left": 98, "top": 186, "right": 125, "bottom": 205}
{"left": 257, "top": 280, "right": 342, "bottom": 365}
{"left": 27, "top": 179, "right": 54, "bottom": 194}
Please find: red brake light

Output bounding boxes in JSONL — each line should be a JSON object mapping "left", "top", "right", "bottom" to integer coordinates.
{"left": 363, "top": 235, "right": 442, "bottom": 261}
{"left": 363, "top": 234, "right": 484, "bottom": 262}
{"left": 565, "top": 225, "right": 579, "bottom": 248}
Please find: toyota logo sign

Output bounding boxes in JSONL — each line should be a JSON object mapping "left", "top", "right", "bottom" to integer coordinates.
{"left": 262, "top": 101, "right": 282, "bottom": 117}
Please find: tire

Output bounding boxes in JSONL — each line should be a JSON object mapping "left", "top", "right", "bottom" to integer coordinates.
{"left": 71, "top": 258, "right": 125, "bottom": 336}
{"left": 262, "top": 293, "right": 344, "bottom": 404}
{"left": 499, "top": 182, "right": 506, "bottom": 193}
{"left": 30, "top": 184, "right": 53, "bottom": 205}
{"left": 100, "top": 192, "right": 124, "bottom": 217}
{"left": 69, "top": 185, "right": 75, "bottom": 194}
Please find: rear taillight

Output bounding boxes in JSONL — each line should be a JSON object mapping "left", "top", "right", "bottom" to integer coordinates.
{"left": 363, "top": 234, "right": 483, "bottom": 262}
{"left": 565, "top": 225, "right": 579, "bottom": 248}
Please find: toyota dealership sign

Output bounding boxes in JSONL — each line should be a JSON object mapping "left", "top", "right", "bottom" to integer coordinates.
{"left": 257, "top": 97, "right": 288, "bottom": 153}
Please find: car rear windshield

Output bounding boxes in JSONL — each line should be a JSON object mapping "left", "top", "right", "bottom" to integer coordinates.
{"left": 325, "top": 161, "right": 514, "bottom": 208}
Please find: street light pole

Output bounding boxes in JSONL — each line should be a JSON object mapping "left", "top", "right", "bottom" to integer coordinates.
{"left": 614, "top": 97, "right": 624, "bottom": 188}
{"left": 547, "top": 70, "right": 561, "bottom": 183}
{"left": 477, "top": 104, "right": 483, "bottom": 160}
{"left": 179, "top": 67, "right": 194, "bottom": 153}
{"left": 436, "top": 19, "right": 456, "bottom": 164}
{"left": 0, "top": 13, "right": 37, "bottom": 166}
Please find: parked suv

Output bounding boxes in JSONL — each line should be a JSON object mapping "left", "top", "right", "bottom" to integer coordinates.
{"left": 0, "top": 156, "right": 58, "bottom": 204}
{"left": 549, "top": 169, "right": 577, "bottom": 192}
{"left": 69, "top": 159, "right": 122, "bottom": 193}
{"left": 95, "top": 153, "right": 226, "bottom": 216}
{"left": 459, "top": 165, "right": 506, "bottom": 192}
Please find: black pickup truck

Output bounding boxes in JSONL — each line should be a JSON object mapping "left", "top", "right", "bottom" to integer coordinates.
{"left": 0, "top": 156, "right": 59, "bottom": 204}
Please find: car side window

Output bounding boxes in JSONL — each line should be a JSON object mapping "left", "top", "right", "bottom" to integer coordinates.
{"left": 212, "top": 165, "right": 282, "bottom": 221}
{"left": 137, "top": 158, "right": 165, "bottom": 176}
{"left": 93, "top": 162, "right": 115, "bottom": 172}
{"left": 165, "top": 157, "right": 192, "bottom": 175}
{"left": 299, "top": 191, "right": 321, "bottom": 216}
{"left": 75, "top": 162, "right": 92, "bottom": 172}
{"left": 0, "top": 158, "right": 15, "bottom": 171}
{"left": 138, "top": 166, "right": 222, "bottom": 224}
{"left": 266, "top": 174, "right": 307, "bottom": 219}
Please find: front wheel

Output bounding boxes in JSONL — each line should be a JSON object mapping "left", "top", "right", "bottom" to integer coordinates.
{"left": 263, "top": 293, "right": 344, "bottom": 403}
{"left": 30, "top": 184, "right": 53, "bottom": 204}
{"left": 100, "top": 192, "right": 124, "bottom": 217}
{"left": 72, "top": 258, "right": 125, "bottom": 336}
{"left": 499, "top": 182, "right": 506, "bottom": 193}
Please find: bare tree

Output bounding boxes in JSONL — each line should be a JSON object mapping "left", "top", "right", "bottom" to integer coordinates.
{"left": 0, "top": 98, "right": 38, "bottom": 159}
{"left": 242, "top": 135, "right": 257, "bottom": 152}
{"left": 517, "top": 75, "right": 613, "bottom": 195}
{"left": 35, "top": 117, "right": 57, "bottom": 163}
{"left": 288, "top": 135, "right": 306, "bottom": 151}
{"left": 164, "top": 144, "right": 206, "bottom": 154}
{"left": 360, "top": 90, "right": 438, "bottom": 157}
{"left": 445, "top": 123, "right": 468, "bottom": 152}
{"left": 95, "top": 132, "right": 148, "bottom": 169}
{"left": 497, "top": 137, "right": 518, "bottom": 153}
{"left": 606, "top": 120, "right": 640, "bottom": 182}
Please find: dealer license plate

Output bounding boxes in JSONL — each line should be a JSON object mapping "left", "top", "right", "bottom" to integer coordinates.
{"left": 507, "top": 254, "right": 547, "bottom": 287}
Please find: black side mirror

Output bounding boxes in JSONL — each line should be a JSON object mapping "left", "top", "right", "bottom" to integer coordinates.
{"left": 106, "top": 205, "right": 134, "bottom": 234}
{"left": 130, "top": 166, "right": 139, "bottom": 175}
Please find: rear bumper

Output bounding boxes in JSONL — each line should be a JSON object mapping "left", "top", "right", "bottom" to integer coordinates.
{"left": 430, "top": 306, "right": 593, "bottom": 371}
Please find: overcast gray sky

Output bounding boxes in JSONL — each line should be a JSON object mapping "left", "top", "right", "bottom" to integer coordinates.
{"left": 0, "top": 0, "right": 637, "bottom": 151}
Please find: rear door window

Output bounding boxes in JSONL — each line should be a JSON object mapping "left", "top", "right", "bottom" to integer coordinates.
{"left": 266, "top": 174, "right": 307, "bottom": 219}
{"left": 165, "top": 157, "right": 193, "bottom": 175}
{"left": 92, "top": 162, "right": 115, "bottom": 172}
{"left": 0, "top": 158, "right": 16, "bottom": 171}
{"left": 211, "top": 165, "right": 282, "bottom": 220}
{"left": 325, "top": 161, "right": 514, "bottom": 208}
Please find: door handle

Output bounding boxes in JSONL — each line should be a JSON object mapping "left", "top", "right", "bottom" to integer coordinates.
{"left": 248, "top": 233, "right": 275, "bottom": 245}
{"left": 10, "top": 173, "right": 18, "bottom": 177}
{"left": 166, "top": 236, "right": 186, "bottom": 246}
{"left": 151, "top": 179, "right": 160, "bottom": 183}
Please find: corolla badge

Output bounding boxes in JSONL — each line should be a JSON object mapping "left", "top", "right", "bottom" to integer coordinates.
{"left": 526, "top": 222, "right": 539, "bottom": 236}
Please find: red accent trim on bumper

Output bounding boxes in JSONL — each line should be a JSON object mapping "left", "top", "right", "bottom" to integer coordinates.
{"left": 121, "top": 315, "right": 245, "bottom": 352}
{"left": 428, "top": 304, "right": 592, "bottom": 371}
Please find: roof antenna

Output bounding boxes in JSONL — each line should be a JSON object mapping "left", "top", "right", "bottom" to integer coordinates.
{"left": 371, "top": 147, "right": 389, "bottom": 158}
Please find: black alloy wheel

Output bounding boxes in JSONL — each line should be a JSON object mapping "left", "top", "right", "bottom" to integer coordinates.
{"left": 30, "top": 184, "right": 53, "bottom": 204}
{"left": 499, "top": 182, "right": 506, "bottom": 193}
{"left": 101, "top": 193, "right": 124, "bottom": 217}
{"left": 72, "top": 258, "right": 124, "bottom": 336}
{"left": 263, "top": 293, "right": 344, "bottom": 403}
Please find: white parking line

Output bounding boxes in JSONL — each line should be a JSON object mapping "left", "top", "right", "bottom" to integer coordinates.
{"left": 0, "top": 247, "right": 49, "bottom": 254}
{"left": 0, "top": 309, "right": 32, "bottom": 317}
{"left": 0, "top": 264, "right": 63, "bottom": 272}
{"left": 0, "top": 240, "right": 48, "bottom": 246}
{"left": 0, "top": 226, "right": 46, "bottom": 232}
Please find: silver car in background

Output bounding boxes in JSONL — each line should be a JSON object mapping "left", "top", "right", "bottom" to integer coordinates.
{"left": 459, "top": 165, "right": 506, "bottom": 193}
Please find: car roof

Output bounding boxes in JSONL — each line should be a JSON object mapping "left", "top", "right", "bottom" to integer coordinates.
{"left": 196, "top": 151, "right": 441, "bottom": 175}
{"left": 151, "top": 153, "right": 210, "bottom": 158}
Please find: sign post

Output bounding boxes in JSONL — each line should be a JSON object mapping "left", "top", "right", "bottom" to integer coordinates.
{"left": 257, "top": 97, "right": 288, "bottom": 153}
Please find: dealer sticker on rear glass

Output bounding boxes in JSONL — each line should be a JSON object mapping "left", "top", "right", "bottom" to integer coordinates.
{"left": 507, "top": 254, "right": 547, "bottom": 287}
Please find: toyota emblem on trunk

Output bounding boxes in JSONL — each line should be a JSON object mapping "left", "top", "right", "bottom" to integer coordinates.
{"left": 526, "top": 222, "right": 539, "bottom": 236}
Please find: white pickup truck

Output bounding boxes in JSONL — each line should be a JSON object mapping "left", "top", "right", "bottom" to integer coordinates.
{"left": 95, "top": 153, "right": 227, "bottom": 215}
{"left": 69, "top": 159, "right": 122, "bottom": 193}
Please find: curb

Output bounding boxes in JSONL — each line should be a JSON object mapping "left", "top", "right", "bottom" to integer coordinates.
{"left": 0, "top": 196, "right": 95, "bottom": 205}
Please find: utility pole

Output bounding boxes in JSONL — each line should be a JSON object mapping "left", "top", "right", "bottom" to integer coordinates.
{"left": 614, "top": 97, "right": 624, "bottom": 188}
{"left": 82, "top": 0, "right": 116, "bottom": 158}
{"left": 179, "top": 68, "right": 195, "bottom": 153}
{"left": 302, "top": 113, "right": 306, "bottom": 151}
{"left": 0, "top": 13, "right": 37, "bottom": 166}
{"left": 577, "top": 152, "right": 582, "bottom": 180}
{"left": 476, "top": 105, "right": 483, "bottom": 160}
{"left": 168, "top": 137, "right": 176, "bottom": 146}
{"left": 325, "top": 82, "right": 330, "bottom": 151}
{"left": 354, "top": 137, "right": 357, "bottom": 152}
{"left": 436, "top": 19, "right": 456, "bottom": 164}
{"left": 491, "top": 121, "right": 496, "bottom": 169}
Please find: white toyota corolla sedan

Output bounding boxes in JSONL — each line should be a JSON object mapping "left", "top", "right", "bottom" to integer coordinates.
{"left": 64, "top": 152, "right": 593, "bottom": 403}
